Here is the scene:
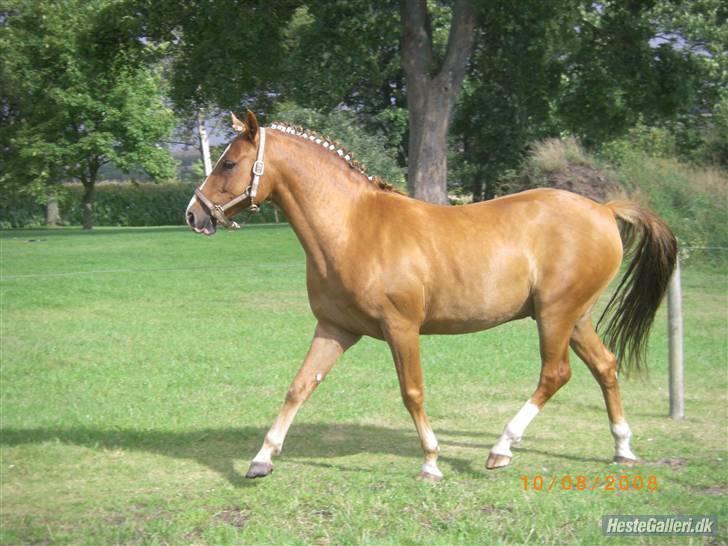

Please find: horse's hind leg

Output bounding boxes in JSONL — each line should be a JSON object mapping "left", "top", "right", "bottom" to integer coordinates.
{"left": 246, "top": 321, "right": 360, "bottom": 478}
{"left": 487, "top": 316, "right": 573, "bottom": 469}
{"left": 570, "top": 317, "right": 637, "bottom": 464}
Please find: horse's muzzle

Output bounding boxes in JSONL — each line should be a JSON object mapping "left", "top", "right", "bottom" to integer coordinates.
{"left": 186, "top": 205, "right": 217, "bottom": 236}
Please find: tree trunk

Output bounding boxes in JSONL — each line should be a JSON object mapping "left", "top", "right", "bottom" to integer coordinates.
{"left": 400, "top": 0, "right": 476, "bottom": 204}
{"left": 471, "top": 175, "right": 484, "bottom": 203}
{"left": 464, "top": 134, "right": 484, "bottom": 202}
{"left": 80, "top": 158, "right": 102, "bottom": 230}
{"left": 46, "top": 192, "right": 61, "bottom": 226}
{"left": 408, "top": 94, "right": 452, "bottom": 203}
{"left": 483, "top": 176, "right": 495, "bottom": 201}
{"left": 82, "top": 181, "right": 95, "bottom": 230}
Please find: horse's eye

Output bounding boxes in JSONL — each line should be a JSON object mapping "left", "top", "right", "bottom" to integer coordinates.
{"left": 222, "top": 159, "right": 236, "bottom": 170}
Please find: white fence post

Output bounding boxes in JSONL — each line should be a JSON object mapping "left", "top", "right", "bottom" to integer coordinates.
{"left": 198, "top": 112, "right": 212, "bottom": 177}
{"left": 667, "top": 258, "right": 684, "bottom": 419}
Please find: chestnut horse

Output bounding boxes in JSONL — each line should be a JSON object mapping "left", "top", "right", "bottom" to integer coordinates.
{"left": 186, "top": 111, "right": 677, "bottom": 481}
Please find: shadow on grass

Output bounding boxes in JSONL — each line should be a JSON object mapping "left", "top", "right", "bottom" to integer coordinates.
{"left": 0, "top": 423, "right": 607, "bottom": 487}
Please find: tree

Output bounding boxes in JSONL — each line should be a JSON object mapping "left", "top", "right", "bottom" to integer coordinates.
{"left": 118, "top": 0, "right": 723, "bottom": 204}
{"left": 453, "top": 0, "right": 566, "bottom": 201}
{"left": 399, "top": 0, "right": 476, "bottom": 203}
{"left": 127, "top": 0, "right": 475, "bottom": 204}
{"left": 0, "top": 0, "right": 177, "bottom": 229}
{"left": 452, "top": 0, "right": 722, "bottom": 198}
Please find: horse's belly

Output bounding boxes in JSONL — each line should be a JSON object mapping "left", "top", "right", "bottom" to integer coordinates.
{"left": 420, "top": 274, "right": 533, "bottom": 335}
{"left": 420, "top": 301, "right": 533, "bottom": 335}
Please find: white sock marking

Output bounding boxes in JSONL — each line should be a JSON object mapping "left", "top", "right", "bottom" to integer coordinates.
{"left": 611, "top": 421, "right": 637, "bottom": 460}
{"left": 491, "top": 400, "right": 540, "bottom": 457}
{"left": 421, "top": 462, "right": 443, "bottom": 478}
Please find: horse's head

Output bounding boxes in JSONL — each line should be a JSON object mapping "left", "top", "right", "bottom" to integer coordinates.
{"left": 186, "top": 110, "right": 271, "bottom": 235}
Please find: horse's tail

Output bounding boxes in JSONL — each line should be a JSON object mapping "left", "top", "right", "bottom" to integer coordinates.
{"left": 597, "top": 201, "right": 678, "bottom": 375}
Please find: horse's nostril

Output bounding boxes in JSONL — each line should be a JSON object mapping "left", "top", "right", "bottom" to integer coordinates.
{"left": 186, "top": 211, "right": 195, "bottom": 226}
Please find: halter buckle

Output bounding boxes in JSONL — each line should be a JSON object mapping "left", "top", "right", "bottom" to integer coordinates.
{"left": 211, "top": 205, "right": 230, "bottom": 226}
{"left": 252, "top": 160, "right": 265, "bottom": 176}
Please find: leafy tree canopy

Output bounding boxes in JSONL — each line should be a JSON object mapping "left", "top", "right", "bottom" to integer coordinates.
{"left": 0, "top": 0, "right": 177, "bottom": 227}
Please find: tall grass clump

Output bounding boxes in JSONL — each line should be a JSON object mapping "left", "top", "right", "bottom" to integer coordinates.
{"left": 526, "top": 137, "right": 593, "bottom": 175}
{"left": 603, "top": 134, "right": 728, "bottom": 263}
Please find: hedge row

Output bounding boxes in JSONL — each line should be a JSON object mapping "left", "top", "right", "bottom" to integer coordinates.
{"left": 0, "top": 182, "right": 284, "bottom": 228}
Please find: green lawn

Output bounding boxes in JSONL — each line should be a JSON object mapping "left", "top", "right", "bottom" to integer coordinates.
{"left": 1, "top": 226, "right": 726, "bottom": 545}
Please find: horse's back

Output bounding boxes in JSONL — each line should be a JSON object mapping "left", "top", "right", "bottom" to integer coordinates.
{"left": 396, "top": 188, "right": 623, "bottom": 332}
{"left": 330, "top": 188, "right": 624, "bottom": 336}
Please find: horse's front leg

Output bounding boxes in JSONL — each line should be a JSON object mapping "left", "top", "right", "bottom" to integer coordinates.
{"left": 246, "top": 321, "right": 360, "bottom": 478}
{"left": 384, "top": 324, "right": 443, "bottom": 481}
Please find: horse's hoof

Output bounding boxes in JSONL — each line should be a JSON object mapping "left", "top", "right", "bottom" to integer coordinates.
{"left": 245, "top": 461, "right": 273, "bottom": 478}
{"left": 613, "top": 455, "right": 638, "bottom": 466}
{"left": 416, "top": 470, "right": 443, "bottom": 482}
{"left": 486, "top": 452, "right": 512, "bottom": 469}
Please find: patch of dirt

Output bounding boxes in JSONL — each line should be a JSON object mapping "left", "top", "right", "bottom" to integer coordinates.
{"left": 543, "top": 164, "right": 623, "bottom": 203}
{"left": 214, "top": 507, "right": 249, "bottom": 528}
{"left": 310, "top": 508, "right": 334, "bottom": 520}
{"left": 653, "top": 457, "right": 688, "bottom": 470}
{"left": 480, "top": 504, "right": 513, "bottom": 516}
{"left": 102, "top": 504, "right": 171, "bottom": 526}
{"left": 697, "top": 485, "right": 728, "bottom": 496}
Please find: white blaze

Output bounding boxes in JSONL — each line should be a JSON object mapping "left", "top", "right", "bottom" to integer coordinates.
{"left": 186, "top": 143, "right": 233, "bottom": 217}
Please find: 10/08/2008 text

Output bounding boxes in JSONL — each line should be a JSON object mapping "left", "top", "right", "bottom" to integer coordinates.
{"left": 520, "top": 475, "right": 658, "bottom": 493}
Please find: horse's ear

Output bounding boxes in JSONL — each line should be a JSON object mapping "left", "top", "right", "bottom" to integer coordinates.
{"left": 244, "top": 110, "right": 259, "bottom": 142}
{"left": 231, "top": 112, "right": 245, "bottom": 133}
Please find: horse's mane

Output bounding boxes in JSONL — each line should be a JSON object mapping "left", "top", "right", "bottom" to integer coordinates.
{"left": 269, "top": 122, "right": 404, "bottom": 195}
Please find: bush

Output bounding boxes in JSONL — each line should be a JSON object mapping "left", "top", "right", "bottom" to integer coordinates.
{"left": 0, "top": 182, "right": 284, "bottom": 228}
{"left": 0, "top": 199, "right": 47, "bottom": 229}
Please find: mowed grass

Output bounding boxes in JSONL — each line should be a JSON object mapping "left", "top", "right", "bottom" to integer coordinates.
{"left": 1, "top": 226, "right": 726, "bottom": 545}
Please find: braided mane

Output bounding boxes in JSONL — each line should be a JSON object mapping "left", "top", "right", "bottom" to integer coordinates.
{"left": 269, "top": 122, "right": 403, "bottom": 194}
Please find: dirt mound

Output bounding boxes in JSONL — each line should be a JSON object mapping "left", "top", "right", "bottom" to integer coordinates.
{"left": 542, "top": 163, "right": 623, "bottom": 203}
{"left": 502, "top": 138, "right": 624, "bottom": 203}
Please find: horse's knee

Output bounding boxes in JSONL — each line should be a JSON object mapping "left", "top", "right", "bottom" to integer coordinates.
{"left": 401, "top": 386, "right": 424, "bottom": 408}
{"left": 542, "top": 361, "right": 572, "bottom": 391}
{"left": 559, "top": 362, "right": 572, "bottom": 386}
{"left": 533, "top": 361, "right": 571, "bottom": 405}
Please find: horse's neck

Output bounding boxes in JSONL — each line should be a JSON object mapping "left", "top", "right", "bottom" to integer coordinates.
{"left": 269, "top": 138, "right": 370, "bottom": 275}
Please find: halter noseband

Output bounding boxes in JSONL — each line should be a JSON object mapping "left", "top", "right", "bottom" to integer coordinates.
{"left": 194, "top": 127, "right": 267, "bottom": 228}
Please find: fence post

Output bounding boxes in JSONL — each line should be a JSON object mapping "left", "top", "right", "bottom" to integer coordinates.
{"left": 667, "top": 258, "right": 684, "bottom": 419}
{"left": 198, "top": 111, "right": 212, "bottom": 177}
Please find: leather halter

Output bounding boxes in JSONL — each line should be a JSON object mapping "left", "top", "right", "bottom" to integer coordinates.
{"left": 194, "top": 127, "right": 266, "bottom": 228}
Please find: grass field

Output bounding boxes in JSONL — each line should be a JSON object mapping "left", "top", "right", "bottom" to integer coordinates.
{"left": 1, "top": 225, "right": 726, "bottom": 545}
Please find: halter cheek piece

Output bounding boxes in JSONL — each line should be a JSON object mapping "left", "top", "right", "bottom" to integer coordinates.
{"left": 194, "top": 127, "right": 267, "bottom": 228}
